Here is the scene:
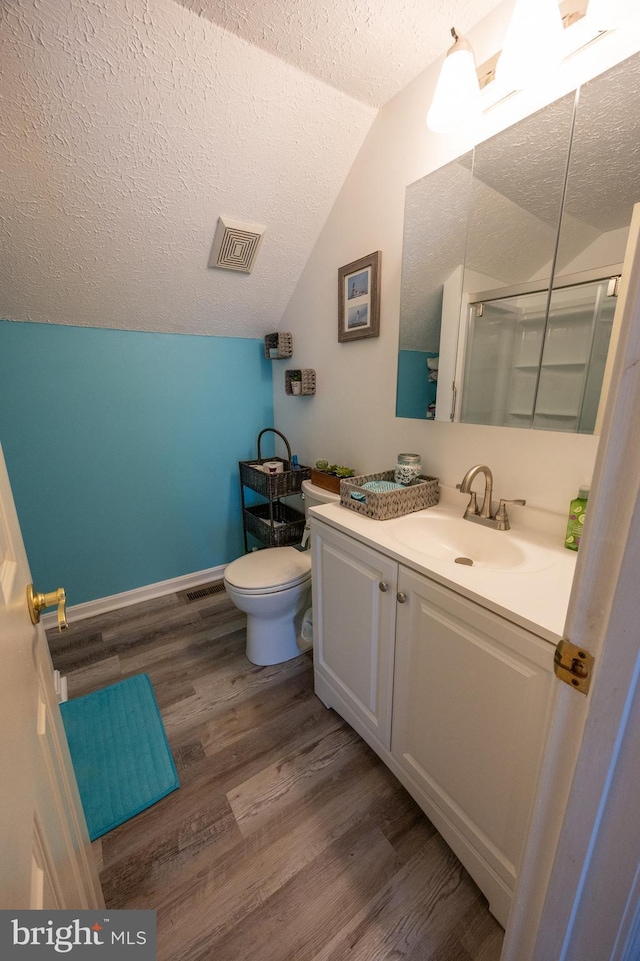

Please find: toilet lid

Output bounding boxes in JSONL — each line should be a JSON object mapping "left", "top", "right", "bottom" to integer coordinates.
{"left": 224, "top": 547, "right": 311, "bottom": 592}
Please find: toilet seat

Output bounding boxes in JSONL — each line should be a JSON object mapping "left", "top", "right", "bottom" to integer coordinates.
{"left": 224, "top": 547, "right": 311, "bottom": 595}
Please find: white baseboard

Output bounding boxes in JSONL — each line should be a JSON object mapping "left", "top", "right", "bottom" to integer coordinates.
{"left": 41, "top": 564, "right": 228, "bottom": 629}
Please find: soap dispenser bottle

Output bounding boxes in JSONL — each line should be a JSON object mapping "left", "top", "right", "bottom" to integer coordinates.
{"left": 565, "top": 485, "right": 590, "bottom": 552}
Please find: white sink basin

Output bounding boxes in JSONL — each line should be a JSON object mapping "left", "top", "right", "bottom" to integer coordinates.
{"left": 388, "top": 510, "right": 554, "bottom": 572}
{"left": 310, "top": 494, "right": 578, "bottom": 640}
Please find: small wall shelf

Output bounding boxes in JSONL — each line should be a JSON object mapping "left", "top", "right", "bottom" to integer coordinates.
{"left": 285, "top": 369, "right": 316, "bottom": 395}
{"left": 264, "top": 332, "right": 293, "bottom": 359}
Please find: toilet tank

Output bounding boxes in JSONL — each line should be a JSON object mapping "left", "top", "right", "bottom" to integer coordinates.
{"left": 301, "top": 479, "right": 340, "bottom": 514}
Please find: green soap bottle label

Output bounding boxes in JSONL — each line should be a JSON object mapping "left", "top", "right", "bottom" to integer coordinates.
{"left": 565, "top": 497, "right": 587, "bottom": 551}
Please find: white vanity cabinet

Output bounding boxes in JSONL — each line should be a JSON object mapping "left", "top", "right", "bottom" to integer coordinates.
{"left": 311, "top": 522, "right": 397, "bottom": 749}
{"left": 392, "top": 565, "right": 555, "bottom": 924}
{"left": 310, "top": 516, "right": 557, "bottom": 927}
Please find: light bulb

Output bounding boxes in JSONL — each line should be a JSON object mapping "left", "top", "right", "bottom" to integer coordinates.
{"left": 495, "top": 0, "right": 565, "bottom": 91}
{"left": 427, "top": 29, "right": 482, "bottom": 134}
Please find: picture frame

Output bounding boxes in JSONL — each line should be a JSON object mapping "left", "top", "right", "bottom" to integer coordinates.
{"left": 338, "top": 251, "right": 381, "bottom": 343}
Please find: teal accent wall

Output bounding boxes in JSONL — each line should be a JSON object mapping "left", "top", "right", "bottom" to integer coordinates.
{"left": 0, "top": 320, "right": 274, "bottom": 605}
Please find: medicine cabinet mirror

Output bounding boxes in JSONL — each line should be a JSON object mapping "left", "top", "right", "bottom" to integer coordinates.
{"left": 396, "top": 51, "right": 640, "bottom": 433}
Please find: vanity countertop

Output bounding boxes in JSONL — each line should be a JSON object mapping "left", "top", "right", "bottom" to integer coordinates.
{"left": 309, "top": 489, "right": 577, "bottom": 645}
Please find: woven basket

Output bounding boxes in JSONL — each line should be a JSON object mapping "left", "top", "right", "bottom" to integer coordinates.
{"left": 285, "top": 369, "right": 316, "bottom": 395}
{"left": 264, "top": 332, "right": 293, "bottom": 359}
{"left": 240, "top": 428, "right": 311, "bottom": 498}
{"left": 243, "top": 502, "right": 306, "bottom": 546}
{"left": 240, "top": 458, "right": 310, "bottom": 498}
{"left": 340, "top": 471, "right": 439, "bottom": 520}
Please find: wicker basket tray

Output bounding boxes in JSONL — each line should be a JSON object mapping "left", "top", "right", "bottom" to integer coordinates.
{"left": 243, "top": 502, "right": 307, "bottom": 547}
{"left": 239, "top": 458, "right": 311, "bottom": 498}
{"left": 340, "top": 471, "right": 439, "bottom": 520}
{"left": 240, "top": 428, "right": 311, "bottom": 498}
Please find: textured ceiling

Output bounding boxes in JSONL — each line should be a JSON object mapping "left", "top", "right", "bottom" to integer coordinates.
{"left": 0, "top": 0, "right": 504, "bottom": 339}
{"left": 0, "top": 0, "right": 378, "bottom": 337}
{"left": 4, "top": 0, "right": 634, "bottom": 343}
{"left": 176, "top": 0, "right": 505, "bottom": 107}
{"left": 561, "top": 52, "right": 640, "bottom": 233}
{"left": 400, "top": 155, "right": 472, "bottom": 350}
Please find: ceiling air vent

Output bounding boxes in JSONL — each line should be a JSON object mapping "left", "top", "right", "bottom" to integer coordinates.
{"left": 208, "top": 216, "right": 266, "bottom": 273}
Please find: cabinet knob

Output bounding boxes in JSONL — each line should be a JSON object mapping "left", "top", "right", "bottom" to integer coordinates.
{"left": 379, "top": 581, "right": 388, "bottom": 592}
{"left": 397, "top": 592, "right": 406, "bottom": 603}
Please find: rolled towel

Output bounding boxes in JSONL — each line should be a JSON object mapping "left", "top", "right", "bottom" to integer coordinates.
{"left": 351, "top": 479, "right": 404, "bottom": 500}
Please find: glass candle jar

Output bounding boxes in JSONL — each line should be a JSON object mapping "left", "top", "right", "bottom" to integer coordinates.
{"left": 395, "top": 453, "right": 422, "bottom": 486}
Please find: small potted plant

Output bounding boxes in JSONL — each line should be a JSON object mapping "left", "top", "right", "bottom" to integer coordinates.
{"left": 311, "top": 460, "right": 356, "bottom": 494}
{"left": 289, "top": 370, "right": 302, "bottom": 395}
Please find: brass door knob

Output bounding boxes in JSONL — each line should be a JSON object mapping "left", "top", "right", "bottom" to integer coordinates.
{"left": 26, "top": 584, "right": 68, "bottom": 632}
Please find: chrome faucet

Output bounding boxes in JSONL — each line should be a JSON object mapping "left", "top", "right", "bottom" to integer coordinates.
{"left": 457, "top": 465, "right": 526, "bottom": 530}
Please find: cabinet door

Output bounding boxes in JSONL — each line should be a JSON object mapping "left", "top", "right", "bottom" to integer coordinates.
{"left": 392, "top": 566, "right": 555, "bottom": 895}
{"left": 311, "top": 521, "right": 397, "bottom": 748}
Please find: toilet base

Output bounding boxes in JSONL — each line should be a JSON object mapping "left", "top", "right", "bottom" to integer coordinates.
{"left": 246, "top": 615, "right": 303, "bottom": 666}
{"left": 244, "top": 588, "right": 311, "bottom": 666}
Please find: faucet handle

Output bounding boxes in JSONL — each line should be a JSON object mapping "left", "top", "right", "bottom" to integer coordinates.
{"left": 456, "top": 486, "right": 480, "bottom": 518}
{"left": 495, "top": 498, "right": 526, "bottom": 530}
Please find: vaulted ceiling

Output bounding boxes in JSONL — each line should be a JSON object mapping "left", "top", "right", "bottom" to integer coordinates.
{"left": 175, "top": 0, "right": 503, "bottom": 107}
{"left": 0, "top": 0, "right": 503, "bottom": 338}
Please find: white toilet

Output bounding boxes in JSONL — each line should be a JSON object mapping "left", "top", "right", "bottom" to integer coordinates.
{"left": 224, "top": 480, "right": 340, "bottom": 665}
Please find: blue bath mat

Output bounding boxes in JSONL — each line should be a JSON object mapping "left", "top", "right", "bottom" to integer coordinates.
{"left": 60, "top": 674, "right": 179, "bottom": 840}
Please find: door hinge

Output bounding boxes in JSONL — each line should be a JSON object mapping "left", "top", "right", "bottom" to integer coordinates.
{"left": 554, "top": 637, "right": 594, "bottom": 695}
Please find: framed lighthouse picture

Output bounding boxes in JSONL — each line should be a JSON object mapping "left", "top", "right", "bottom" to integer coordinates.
{"left": 338, "top": 251, "right": 381, "bottom": 343}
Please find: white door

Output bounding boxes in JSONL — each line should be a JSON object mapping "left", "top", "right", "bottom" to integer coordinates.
{"left": 0, "top": 443, "right": 103, "bottom": 909}
{"left": 503, "top": 207, "right": 640, "bottom": 959}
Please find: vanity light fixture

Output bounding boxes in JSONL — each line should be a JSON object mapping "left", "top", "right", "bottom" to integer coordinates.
{"left": 426, "top": 27, "right": 482, "bottom": 134}
{"left": 426, "top": 2, "right": 614, "bottom": 133}
{"left": 495, "top": 0, "right": 565, "bottom": 91}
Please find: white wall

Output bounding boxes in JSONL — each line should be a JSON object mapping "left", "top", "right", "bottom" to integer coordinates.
{"left": 561, "top": 226, "right": 630, "bottom": 275}
{"left": 275, "top": 4, "right": 640, "bottom": 515}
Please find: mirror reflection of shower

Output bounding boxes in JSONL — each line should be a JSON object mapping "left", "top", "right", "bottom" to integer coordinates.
{"left": 461, "top": 272, "right": 619, "bottom": 433}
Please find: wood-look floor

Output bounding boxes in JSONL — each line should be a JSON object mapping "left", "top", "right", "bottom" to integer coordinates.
{"left": 47, "top": 587, "right": 503, "bottom": 961}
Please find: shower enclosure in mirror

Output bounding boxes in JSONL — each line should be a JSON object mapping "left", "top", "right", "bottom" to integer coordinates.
{"left": 396, "top": 51, "right": 640, "bottom": 434}
{"left": 461, "top": 272, "right": 619, "bottom": 431}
